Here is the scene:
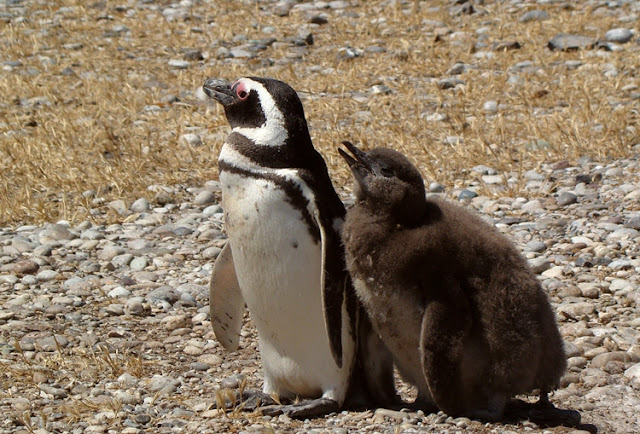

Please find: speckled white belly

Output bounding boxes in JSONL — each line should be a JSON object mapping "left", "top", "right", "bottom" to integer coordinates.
{"left": 220, "top": 170, "right": 353, "bottom": 402}
{"left": 352, "top": 276, "right": 431, "bottom": 398}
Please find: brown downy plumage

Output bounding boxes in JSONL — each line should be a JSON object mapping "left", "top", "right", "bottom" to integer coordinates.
{"left": 339, "top": 141, "right": 580, "bottom": 426}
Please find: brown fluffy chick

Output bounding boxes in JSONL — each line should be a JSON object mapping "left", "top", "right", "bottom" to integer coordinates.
{"left": 339, "top": 141, "right": 579, "bottom": 426}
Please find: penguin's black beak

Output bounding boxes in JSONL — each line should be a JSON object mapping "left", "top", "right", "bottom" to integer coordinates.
{"left": 338, "top": 141, "right": 374, "bottom": 176}
{"left": 203, "top": 78, "right": 236, "bottom": 106}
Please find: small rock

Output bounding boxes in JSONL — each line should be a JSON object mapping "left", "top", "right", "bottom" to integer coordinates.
{"left": 195, "top": 191, "right": 216, "bottom": 206}
{"left": 558, "top": 302, "right": 596, "bottom": 319}
{"left": 36, "top": 269, "right": 59, "bottom": 282}
{"left": 12, "top": 260, "right": 39, "bottom": 275}
{"left": 38, "top": 335, "right": 69, "bottom": 351}
{"left": 147, "top": 286, "right": 181, "bottom": 304}
{"left": 557, "top": 192, "right": 578, "bottom": 206}
{"left": 542, "top": 266, "right": 564, "bottom": 279}
{"left": 429, "top": 182, "right": 445, "bottom": 193}
{"left": 107, "top": 200, "right": 128, "bottom": 215}
{"left": 108, "top": 286, "right": 131, "bottom": 298}
{"left": 519, "top": 10, "right": 550, "bottom": 23}
{"left": 219, "top": 372, "right": 244, "bottom": 388}
{"left": 131, "top": 198, "right": 150, "bottom": 213}
{"left": 528, "top": 257, "right": 551, "bottom": 274}
{"left": 605, "top": 28, "right": 633, "bottom": 44}
{"left": 147, "top": 375, "right": 180, "bottom": 394}
{"left": 458, "top": 189, "right": 477, "bottom": 200}
{"left": 524, "top": 241, "right": 547, "bottom": 253}
{"left": 182, "top": 133, "right": 202, "bottom": 147}
{"left": 591, "top": 351, "right": 639, "bottom": 368}
{"left": 39, "top": 384, "right": 67, "bottom": 399}
{"left": 130, "top": 256, "right": 148, "bottom": 272}
{"left": 168, "top": 59, "right": 190, "bottom": 69}
{"left": 483, "top": 100, "right": 498, "bottom": 113}
{"left": 548, "top": 34, "right": 595, "bottom": 51}
{"left": 624, "top": 363, "right": 640, "bottom": 381}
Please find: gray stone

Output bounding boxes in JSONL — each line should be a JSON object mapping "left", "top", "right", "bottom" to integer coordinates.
{"left": 557, "top": 192, "right": 578, "bottom": 206}
{"left": 483, "top": 100, "right": 498, "bottom": 113}
{"left": 131, "top": 198, "right": 151, "bottom": 213}
{"left": 39, "top": 384, "right": 67, "bottom": 399}
{"left": 558, "top": 302, "right": 596, "bottom": 319}
{"left": 40, "top": 224, "right": 76, "bottom": 242}
{"left": 519, "top": 10, "right": 550, "bottom": 23}
{"left": 605, "top": 28, "right": 633, "bottom": 44}
{"left": 147, "top": 286, "right": 181, "bottom": 304}
{"left": 429, "top": 182, "right": 445, "bottom": 193}
{"left": 522, "top": 200, "right": 544, "bottom": 213}
{"left": 12, "top": 259, "right": 39, "bottom": 275}
{"left": 130, "top": 256, "right": 148, "bottom": 271}
{"left": 107, "top": 200, "right": 128, "bottom": 215}
{"left": 81, "top": 229, "right": 104, "bottom": 240}
{"left": 591, "top": 351, "right": 639, "bottom": 368}
{"left": 112, "top": 253, "right": 134, "bottom": 268}
{"left": 99, "top": 246, "right": 125, "bottom": 261}
{"left": 203, "top": 204, "right": 223, "bottom": 217}
{"left": 37, "top": 335, "right": 69, "bottom": 351}
{"left": 105, "top": 304, "right": 124, "bottom": 316}
{"left": 182, "top": 133, "right": 202, "bottom": 147}
{"left": 458, "top": 190, "right": 477, "bottom": 200}
{"left": 108, "top": 286, "right": 131, "bottom": 298}
{"left": 528, "top": 257, "right": 551, "bottom": 274}
{"left": 195, "top": 191, "right": 216, "bottom": 206}
{"left": 147, "top": 375, "right": 180, "bottom": 394}
{"left": 524, "top": 241, "right": 547, "bottom": 253}
{"left": 36, "top": 269, "right": 59, "bottom": 282}
{"left": 624, "top": 363, "right": 640, "bottom": 381}
{"left": 168, "top": 59, "right": 190, "bottom": 69}
{"left": 202, "top": 246, "right": 222, "bottom": 259}
{"left": 548, "top": 34, "right": 595, "bottom": 51}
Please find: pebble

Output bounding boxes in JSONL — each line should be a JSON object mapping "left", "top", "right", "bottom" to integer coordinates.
{"left": 519, "top": 10, "right": 550, "bottom": 23}
{"left": 557, "top": 192, "right": 578, "bottom": 206}
{"left": 168, "top": 59, "right": 190, "bottom": 69}
{"left": 12, "top": 259, "right": 39, "bottom": 275}
{"left": 130, "top": 198, "right": 150, "bottom": 213}
{"left": 605, "top": 28, "right": 633, "bottom": 44}
{"left": 548, "top": 34, "right": 595, "bottom": 51}
{"left": 194, "top": 190, "right": 216, "bottom": 205}
{"left": 181, "top": 133, "right": 202, "bottom": 147}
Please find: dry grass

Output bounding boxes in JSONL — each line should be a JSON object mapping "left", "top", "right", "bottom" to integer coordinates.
{"left": 0, "top": 0, "right": 638, "bottom": 226}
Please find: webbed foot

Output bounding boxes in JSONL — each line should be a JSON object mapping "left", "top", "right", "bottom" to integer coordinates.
{"left": 218, "top": 388, "right": 280, "bottom": 412}
{"left": 504, "top": 392, "right": 582, "bottom": 429}
{"left": 258, "top": 397, "right": 340, "bottom": 419}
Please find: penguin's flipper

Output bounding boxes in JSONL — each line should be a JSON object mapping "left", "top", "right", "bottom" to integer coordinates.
{"left": 314, "top": 209, "right": 345, "bottom": 368}
{"left": 419, "top": 276, "right": 473, "bottom": 417}
{"left": 209, "top": 241, "right": 245, "bottom": 351}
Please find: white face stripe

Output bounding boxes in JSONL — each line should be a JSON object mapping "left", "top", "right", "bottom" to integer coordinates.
{"left": 232, "top": 78, "right": 288, "bottom": 147}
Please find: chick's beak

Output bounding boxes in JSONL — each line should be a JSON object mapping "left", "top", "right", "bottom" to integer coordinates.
{"left": 338, "top": 141, "right": 373, "bottom": 174}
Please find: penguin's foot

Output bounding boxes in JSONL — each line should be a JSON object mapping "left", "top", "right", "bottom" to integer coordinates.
{"left": 219, "top": 388, "right": 280, "bottom": 412}
{"left": 258, "top": 397, "right": 340, "bottom": 419}
{"left": 504, "top": 395, "right": 582, "bottom": 429}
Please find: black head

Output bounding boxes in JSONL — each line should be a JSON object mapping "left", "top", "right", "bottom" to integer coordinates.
{"left": 202, "top": 76, "right": 309, "bottom": 137}
{"left": 339, "top": 141, "right": 427, "bottom": 226}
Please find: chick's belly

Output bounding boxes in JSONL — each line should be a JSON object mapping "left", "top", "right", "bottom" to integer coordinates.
{"left": 353, "top": 277, "right": 428, "bottom": 391}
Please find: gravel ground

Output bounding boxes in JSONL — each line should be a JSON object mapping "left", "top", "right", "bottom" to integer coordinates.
{"left": 2, "top": 0, "right": 640, "bottom": 433}
{"left": 3, "top": 153, "right": 640, "bottom": 433}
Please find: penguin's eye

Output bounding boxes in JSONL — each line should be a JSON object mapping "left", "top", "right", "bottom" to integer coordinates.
{"left": 234, "top": 82, "right": 249, "bottom": 101}
{"left": 380, "top": 165, "right": 394, "bottom": 177}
